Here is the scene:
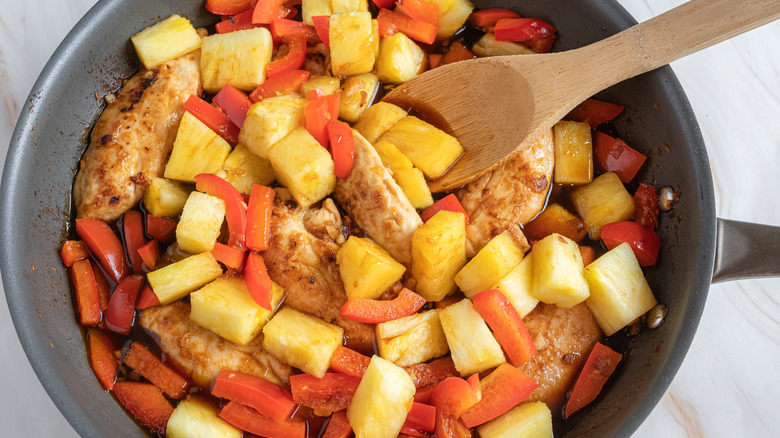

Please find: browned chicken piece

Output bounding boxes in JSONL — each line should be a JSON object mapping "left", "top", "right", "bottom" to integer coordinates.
{"left": 334, "top": 131, "right": 422, "bottom": 266}
{"left": 520, "top": 303, "right": 603, "bottom": 413}
{"left": 302, "top": 43, "right": 332, "bottom": 77}
{"left": 264, "top": 190, "right": 375, "bottom": 353}
{"left": 139, "top": 302, "right": 292, "bottom": 389}
{"left": 457, "top": 128, "right": 555, "bottom": 258}
{"left": 73, "top": 50, "right": 202, "bottom": 222}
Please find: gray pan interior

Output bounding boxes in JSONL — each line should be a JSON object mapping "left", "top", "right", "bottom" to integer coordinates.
{"left": 0, "top": 0, "right": 716, "bottom": 436}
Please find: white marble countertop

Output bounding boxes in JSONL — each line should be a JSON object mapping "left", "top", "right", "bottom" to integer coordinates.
{"left": 1, "top": 0, "right": 778, "bottom": 437}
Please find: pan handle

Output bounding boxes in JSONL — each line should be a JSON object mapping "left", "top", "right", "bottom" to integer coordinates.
{"left": 712, "top": 218, "right": 780, "bottom": 283}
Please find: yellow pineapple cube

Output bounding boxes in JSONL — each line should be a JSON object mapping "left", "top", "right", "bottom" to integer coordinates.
{"left": 472, "top": 33, "right": 535, "bottom": 57}
{"left": 554, "top": 121, "right": 593, "bottom": 184}
{"left": 435, "top": 0, "right": 473, "bottom": 40}
{"left": 523, "top": 203, "right": 587, "bottom": 243}
{"left": 571, "top": 172, "right": 635, "bottom": 240}
{"left": 412, "top": 210, "right": 466, "bottom": 301}
{"left": 379, "top": 116, "right": 464, "bottom": 179}
{"left": 166, "top": 395, "right": 242, "bottom": 438}
{"left": 337, "top": 236, "right": 406, "bottom": 300}
{"left": 268, "top": 126, "right": 336, "bottom": 208}
{"left": 438, "top": 299, "right": 505, "bottom": 376}
{"left": 176, "top": 191, "right": 226, "bottom": 255}
{"left": 531, "top": 233, "right": 590, "bottom": 308}
{"left": 239, "top": 94, "right": 307, "bottom": 160}
{"left": 339, "top": 73, "right": 379, "bottom": 123}
{"left": 373, "top": 139, "right": 433, "bottom": 209}
{"left": 302, "top": 0, "right": 332, "bottom": 25}
{"left": 220, "top": 144, "right": 276, "bottom": 195}
{"left": 353, "top": 102, "right": 408, "bottom": 143}
{"left": 262, "top": 307, "right": 344, "bottom": 378}
{"left": 147, "top": 252, "right": 223, "bottom": 304}
{"left": 455, "top": 231, "right": 524, "bottom": 298}
{"left": 492, "top": 255, "right": 538, "bottom": 318}
{"left": 130, "top": 15, "right": 202, "bottom": 70}
{"left": 477, "top": 402, "right": 553, "bottom": 438}
{"left": 164, "top": 112, "right": 232, "bottom": 183}
{"left": 376, "top": 310, "right": 448, "bottom": 366}
{"left": 300, "top": 76, "right": 341, "bottom": 97}
{"left": 584, "top": 242, "right": 657, "bottom": 336}
{"left": 347, "top": 356, "right": 415, "bottom": 438}
{"left": 329, "top": 12, "right": 378, "bottom": 77}
{"left": 331, "top": 0, "right": 369, "bottom": 13}
{"left": 143, "top": 177, "right": 191, "bottom": 218}
{"left": 200, "top": 27, "right": 273, "bottom": 93}
{"left": 376, "top": 33, "right": 427, "bottom": 84}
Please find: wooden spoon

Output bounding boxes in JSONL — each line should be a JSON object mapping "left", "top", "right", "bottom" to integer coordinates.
{"left": 384, "top": 0, "right": 780, "bottom": 193}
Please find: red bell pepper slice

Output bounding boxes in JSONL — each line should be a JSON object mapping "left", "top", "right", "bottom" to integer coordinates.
{"left": 441, "top": 42, "right": 476, "bottom": 65}
{"left": 470, "top": 8, "right": 521, "bottom": 30}
{"left": 563, "top": 342, "right": 622, "bottom": 419}
{"left": 429, "top": 53, "right": 442, "bottom": 69}
{"left": 401, "top": 402, "right": 436, "bottom": 436}
{"left": 206, "top": 0, "right": 256, "bottom": 15}
{"left": 112, "top": 381, "right": 174, "bottom": 435}
{"left": 183, "top": 95, "right": 240, "bottom": 144}
{"left": 212, "top": 371, "right": 297, "bottom": 422}
{"left": 270, "top": 18, "right": 320, "bottom": 44}
{"left": 593, "top": 132, "right": 646, "bottom": 184}
{"left": 340, "top": 288, "right": 427, "bottom": 324}
{"left": 322, "top": 410, "right": 352, "bottom": 438}
{"left": 290, "top": 373, "right": 362, "bottom": 412}
{"left": 136, "top": 284, "right": 161, "bottom": 310}
{"left": 216, "top": 10, "right": 264, "bottom": 34}
{"left": 123, "top": 342, "right": 191, "bottom": 399}
{"left": 521, "top": 35, "right": 555, "bottom": 53}
{"left": 372, "top": 0, "right": 395, "bottom": 10}
{"left": 213, "top": 84, "right": 254, "bottom": 129}
{"left": 431, "top": 375, "right": 481, "bottom": 438}
{"left": 266, "top": 34, "right": 308, "bottom": 78}
{"left": 460, "top": 363, "right": 538, "bottom": 428}
{"left": 396, "top": 0, "right": 439, "bottom": 27}
{"left": 404, "top": 357, "right": 458, "bottom": 389}
{"left": 250, "top": 69, "right": 310, "bottom": 102}
{"left": 246, "top": 185, "right": 276, "bottom": 252}
{"left": 122, "top": 210, "right": 145, "bottom": 274}
{"left": 633, "top": 183, "right": 660, "bottom": 230}
{"left": 219, "top": 401, "right": 306, "bottom": 438}
{"left": 245, "top": 251, "right": 273, "bottom": 310}
{"left": 329, "top": 345, "right": 371, "bottom": 377}
{"left": 599, "top": 221, "right": 661, "bottom": 266}
{"left": 472, "top": 289, "right": 537, "bottom": 366}
{"left": 305, "top": 91, "right": 340, "bottom": 148}
{"left": 71, "top": 260, "right": 102, "bottom": 326}
{"left": 494, "top": 17, "right": 557, "bottom": 42}
{"left": 105, "top": 274, "right": 144, "bottom": 335}
{"left": 377, "top": 8, "right": 437, "bottom": 44}
{"left": 60, "top": 240, "right": 89, "bottom": 267}
{"left": 565, "top": 98, "right": 625, "bottom": 127}
{"left": 94, "top": 265, "right": 111, "bottom": 313}
{"left": 212, "top": 242, "right": 248, "bottom": 270}
{"left": 420, "top": 194, "right": 469, "bottom": 223}
{"left": 145, "top": 214, "right": 177, "bottom": 242}
{"left": 195, "top": 173, "right": 248, "bottom": 248}
{"left": 137, "top": 240, "right": 159, "bottom": 270}
{"left": 252, "top": 0, "right": 294, "bottom": 24}
{"left": 311, "top": 15, "right": 330, "bottom": 48}
{"left": 579, "top": 245, "right": 596, "bottom": 266}
{"left": 327, "top": 121, "right": 355, "bottom": 179}
{"left": 75, "top": 218, "right": 128, "bottom": 283}
{"left": 87, "top": 328, "right": 118, "bottom": 390}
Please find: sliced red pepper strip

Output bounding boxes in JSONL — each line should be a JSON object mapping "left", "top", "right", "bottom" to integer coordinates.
{"left": 270, "top": 18, "right": 320, "bottom": 44}
{"left": 633, "top": 184, "right": 660, "bottom": 230}
{"left": 75, "top": 217, "right": 128, "bottom": 283}
{"left": 414, "top": 384, "right": 435, "bottom": 404}
{"left": 249, "top": 69, "right": 310, "bottom": 102}
{"left": 420, "top": 194, "right": 469, "bottom": 224}
{"left": 122, "top": 210, "right": 145, "bottom": 274}
{"left": 579, "top": 245, "right": 596, "bottom": 266}
{"left": 372, "top": 0, "right": 395, "bottom": 10}
{"left": 213, "top": 84, "right": 254, "bottom": 129}
{"left": 94, "top": 265, "right": 111, "bottom": 313}
{"left": 396, "top": 0, "right": 439, "bottom": 27}
{"left": 431, "top": 375, "right": 481, "bottom": 438}
{"left": 145, "top": 214, "right": 177, "bottom": 242}
{"left": 305, "top": 92, "right": 340, "bottom": 148}
{"left": 137, "top": 239, "right": 160, "bottom": 270}
{"left": 87, "top": 328, "right": 118, "bottom": 390}
{"left": 563, "top": 342, "right": 622, "bottom": 419}
{"left": 470, "top": 8, "right": 521, "bottom": 30}
{"left": 404, "top": 357, "right": 459, "bottom": 389}
{"left": 136, "top": 284, "right": 161, "bottom": 310}
{"left": 246, "top": 185, "right": 276, "bottom": 252}
{"left": 429, "top": 53, "right": 442, "bottom": 69}
{"left": 182, "top": 95, "right": 240, "bottom": 144}
{"left": 340, "top": 288, "right": 427, "bottom": 324}
{"left": 441, "top": 42, "right": 476, "bottom": 65}
{"left": 322, "top": 410, "right": 352, "bottom": 438}
{"left": 327, "top": 121, "right": 354, "bottom": 179}
{"left": 290, "top": 373, "right": 362, "bottom": 412}
{"left": 266, "top": 34, "right": 308, "bottom": 78}
{"left": 521, "top": 35, "right": 555, "bottom": 53}
{"left": 123, "top": 342, "right": 191, "bottom": 399}
{"left": 494, "top": 17, "right": 557, "bottom": 42}
{"left": 60, "top": 240, "right": 89, "bottom": 267}
{"left": 252, "top": 0, "right": 294, "bottom": 24}
{"left": 216, "top": 9, "right": 264, "bottom": 34}
{"left": 593, "top": 132, "right": 647, "bottom": 184}
{"left": 401, "top": 402, "right": 436, "bottom": 435}
{"left": 105, "top": 274, "right": 144, "bottom": 335}
{"left": 472, "top": 289, "right": 537, "bottom": 366}
{"left": 195, "top": 173, "right": 248, "bottom": 249}
{"left": 219, "top": 401, "right": 306, "bottom": 438}
{"left": 377, "top": 8, "right": 437, "bottom": 44}
{"left": 565, "top": 98, "right": 625, "bottom": 127}
{"left": 329, "top": 345, "right": 371, "bottom": 377}
{"left": 212, "top": 371, "right": 297, "bottom": 423}
{"left": 311, "top": 15, "right": 330, "bottom": 48}
{"left": 206, "top": 0, "right": 255, "bottom": 15}
{"left": 212, "top": 242, "right": 248, "bottom": 270}
{"left": 112, "top": 381, "right": 174, "bottom": 435}
{"left": 599, "top": 221, "right": 661, "bottom": 266}
{"left": 71, "top": 259, "right": 102, "bottom": 326}
{"left": 460, "top": 363, "right": 537, "bottom": 428}
{"left": 245, "top": 251, "right": 273, "bottom": 310}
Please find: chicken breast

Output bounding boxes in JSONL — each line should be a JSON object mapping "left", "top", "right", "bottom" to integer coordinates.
{"left": 334, "top": 131, "right": 422, "bottom": 266}
{"left": 457, "top": 128, "right": 555, "bottom": 258}
{"left": 139, "top": 302, "right": 292, "bottom": 389}
{"left": 264, "top": 190, "right": 375, "bottom": 353}
{"left": 73, "top": 50, "right": 202, "bottom": 221}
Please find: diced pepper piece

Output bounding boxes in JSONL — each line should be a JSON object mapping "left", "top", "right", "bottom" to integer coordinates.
{"left": 327, "top": 121, "right": 355, "bottom": 179}
{"left": 219, "top": 401, "right": 306, "bottom": 438}
{"left": 206, "top": 0, "right": 255, "bottom": 15}
{"left": 87, "top": 328, "right": 118, "bottom": 390}
{"left": 123, "top": 342, "right": 191, "bottom": 399}
{"left": 472, "top": 289, "right": 537, "bottom": 366}
{"left": 105, "top": 274, "right": 144, "bottom": 335}
{"left": 270, "top": 18, "right": 320, "bottom": 43}
{"left": 633, "top": 184, "right": 660, "bottom": 230}
{"left": 599, "top": 221, "right": 661, "bottom": 267}
{"left": 137, "top": 239, "right": 160, "bottom": 270}
{"left": 401, "top": 402, "right": 436, "bottom": 435}
{"left": 563, "top": 342, "right": 622, "bottom": 419}
{"left": 113, "top": 381, "right": 174, "bottom": 435}
{"left": 373, "top": 0, "right": 395, "bottom": 8}
{"left": 213, "top": 84, "right": 254, "bottom": 128}
{"left": 322, "top": 410, "right": 352, "bottom": 438}
{"left": 249, "top": 70, "right": 310, "bottom": 101}
{"left": 211, "top": 242, "right": 247, "bottom": 270}
{"left": 431, "top": 375, "right": 481, "bottom": 438}
{"left": 71, "top": 259, "right": 102, "bottom": 326}
{"left": 75, "top": 218, "right": 128, "bottom": 283}
{"left": 565, "top": 98, "right": 625, "bottom": 127}
{"left": 340, "top": 288, "right": 427, "bottom": 324}
{"left": 245, "top": 185, "right": 275, "bottom": 252}
{"left": 60, "top": 240, "right": 89, "bottom": 267}
{"left": 136, "top": 285, "right": 160, "bottom": 310}
{"left": 397, "top": 0, "right": 439, "bottom": 27}
{"left": 94, "top": 266, "right": 111, "bottom": 312}
{"left": 494, "top": 17, "right": 557, "bottom": 42}
{"left": 252, "top": 0, "right": 294, "bottom": 24}
{"left": 182, "top": 95, "right": 240, "bottom": 144}
{"left": 460, "top": 363, "right": 538, "bottom": 428}
{"left": 216, "top": 10, "right": 263, "bottom": 34}
{"left": 521, "top": 35, "right": 555, "bottom": 53}
{"left": 421, "top": 194, "right": 469, "bottom": 223}
{"left": 593, "top": 131, "right": 646, "bottom": 183}
{"left": 266, "top": 34, "right": 308, "bottom": 77}
{"left": 441, "top": 42, "right": 476, "bottom": 65}
{"left": 195, "top": 173, "right": 248, "bottom": 249}
{"left": 245, "top": 251, "right": 273, "bottom": 309}
{"left": 212, "top": 371, "right": 297, "bottom": 422}
{"left": 404, "top": 357, "right": 458, "bottom": 389}
{"left": 469, "top": 8, "right": 521, "bottom": 30}
{"left": 330, "top": 345, "right": 371, "bottom": 377}
{"left": 290, "top": 373, "right": 362, "bottom": 412}
{"left": 429, "top": 53, "right": 442, "bottom": 68}
{"left": 312, "top": 15, "right": 330, "bottom": 47}
{"left": 305, "top": 91, "right": 341, "bottom": 148}
{"left": 145, "top": 214, "right": 177, "bottom": 242}
{"left": 377, "top": 8, "right": 437, "bottom": 44}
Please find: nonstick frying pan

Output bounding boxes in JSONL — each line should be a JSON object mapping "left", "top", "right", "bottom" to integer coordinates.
{"left": 2, "top": 0, "right": 779, "bottom": 437}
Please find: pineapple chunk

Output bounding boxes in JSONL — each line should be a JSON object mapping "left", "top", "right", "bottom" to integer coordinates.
{"left": 353, "top": 102, "right": 408, "bottom": 143}
{"left": 331, "top": 0, "right": 369, "bottom": 13}
{"left": 200, "top": 27, "right": 273, "bottom": 93}
{"left": 221, "top": 144, "right": 276, "bottom": 195}
{"left": 554, "top": 121, "right": 593, "bottom": 184}
{"left": 376, "top": 310, "right": 449, "bottom": 366}
{"left": 455, "top": 231, "right": 524, "bottom": 298}
{"left": 571, "top": 172, "right": 635, "bottom": 240}
{"left": 167, "top": 395, "right": 242, "bottom": 438}
{"left": 379, "top": 116, "right": 464, "bottom": 179}
{"left": 523, "top": 203, "right": 587, "bottom": 243}
{"left": 376, "top": 33, "right": 427, "bottom": 84}
{"left": 347, "top": 356, "right": 415, "bottom": 438}
{"left": 303, "top": 0, "right": 332, "bottom": 25}
{"left": 190, "top": 277, "right": 284, "bottom": 345}
{"left": 148, "top": 252, "right": 223, "bottom": 304}
{"left": 239, "top": 94, "right": 307, "bottom": 160}
{"left": 584, "top": 242, "right": 657, "bottom": 336}
{"left": 300, "top": 75, "right": 341, "bottom": 97}
{"left": 337, "top": 236, "right": 406, "bottom": 300}
{"left": 492, "top": 255, "right": 539, "bottom": 318}
{"left": 477, "top": 402, "right": 553, "bottom": 438}
{"left": 262, "top": 307, "right": 344, "bottom": 378}
{"left": 531, "top": 233, "right": 590, "bottom": 308}
{"left": 130, "top": 15, "right": 202, "bottom": 70}
{"left": 176, "top": 192, "right": 226, "bottom": 255}
{"left": 339, "top": 73, "right": 379, "bottom": 123}
{"left": 438, "top": 299, "right": 505, "bottom": 376}
{"left": 267, "top": 127, "right": 336, "bottom": 208}
{"left": 373, "top": 139, "right": 433, "bottom": 209}
{"left": 412, "top": 210, "right": 466, "bottom": 301}
{"left": 164, "top": 112, "right": 232, "bottom": 183}
{"left": 472, "top": 33, "right": 536, "bottom": 57}
{"left": 143, "top": 177, "right": 191, "bottom": 218}
{"left": 329, "top": 12, "right": 378, "bottom": 77}
{"left": 435, "top": 0, "right": 473, "bottom": 40}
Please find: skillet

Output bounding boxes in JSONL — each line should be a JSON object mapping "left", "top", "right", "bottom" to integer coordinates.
{"left": 1, "top": 0, "right": 778, "bottom": 437}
